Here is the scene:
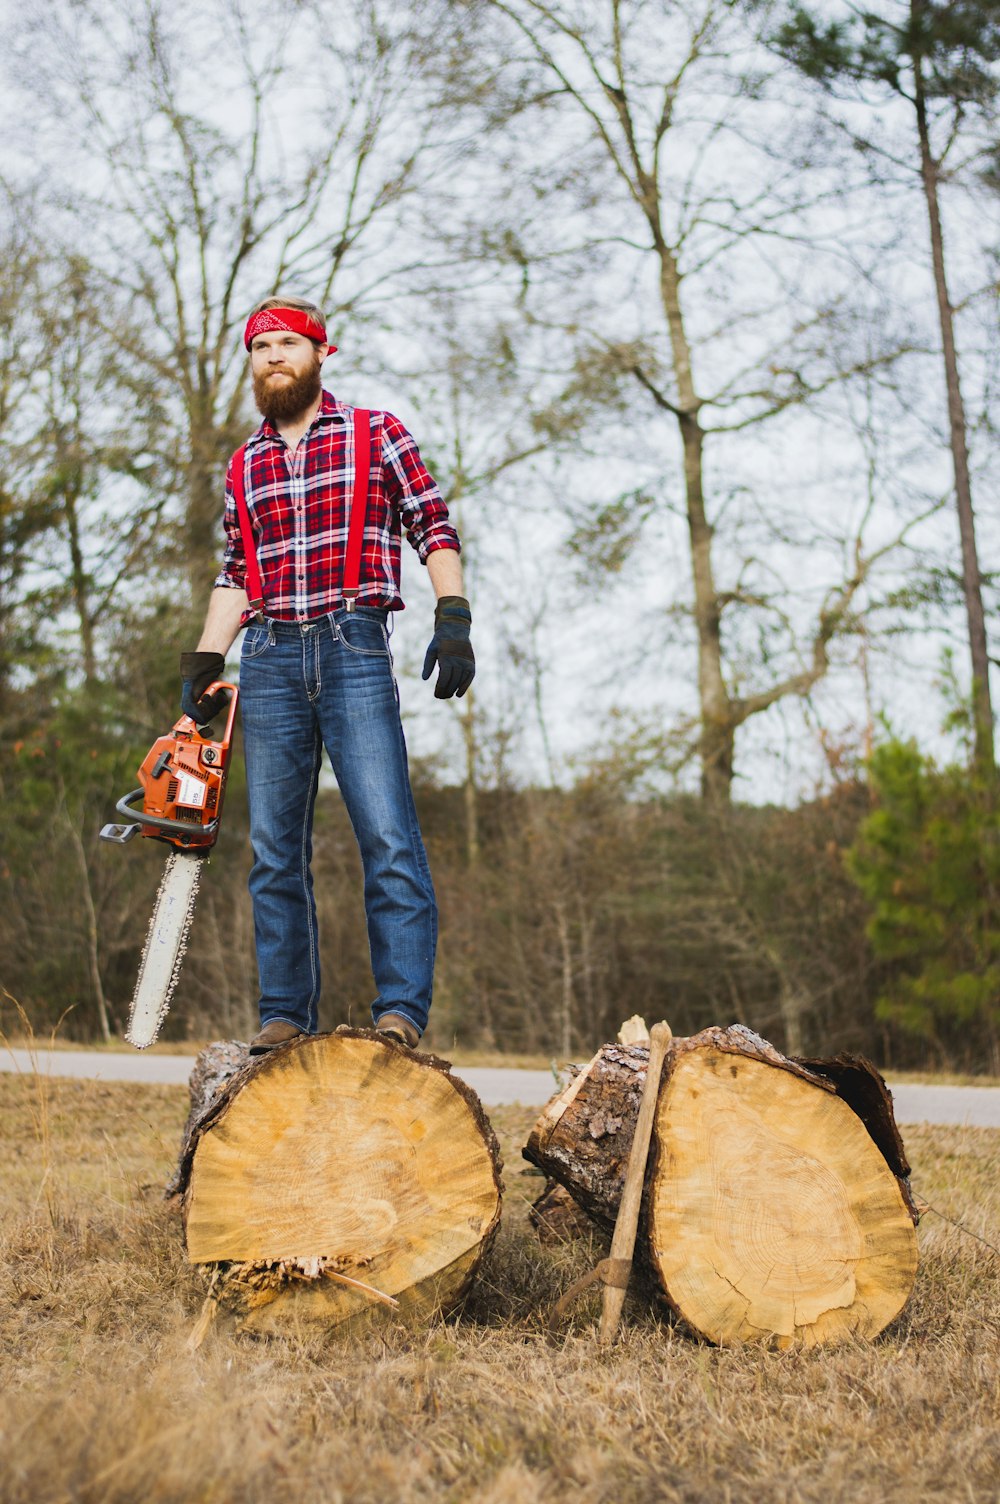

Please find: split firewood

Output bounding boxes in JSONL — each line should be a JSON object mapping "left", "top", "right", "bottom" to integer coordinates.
{"left": 525, "top": 1024, "right": 919, "bottom": 1347}
{"left": 617, "top": 1014, "right": 651, "bottom": 1046}
{"left": 172, "top": 1030, "right": 503, "bottom": 1334}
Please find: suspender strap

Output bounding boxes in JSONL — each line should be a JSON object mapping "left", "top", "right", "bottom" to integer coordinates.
{"left": 230, "top": 444, "right": 264, "bottom": 613}
{"left": 229, "top": 409, "right": 372, "bottom": 616}
{"left": 342, "top": 409, "right": 371, "bottom": 609}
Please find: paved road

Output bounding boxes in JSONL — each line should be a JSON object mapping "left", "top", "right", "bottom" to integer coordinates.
{"left": 0, "top": 1047, "right": 563, "bottom": 1106}
{"left": 3, "top": 1047, "right": 1000, "bottom": 1127}
{"left": 882, "top": 1083, "right": 1000, "bottom": 1130}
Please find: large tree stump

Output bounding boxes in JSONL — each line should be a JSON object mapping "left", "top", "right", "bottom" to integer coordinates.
{"left": 525, "top": 1025, "right": 919, "bottom": 1347}
{"left": 172, "top": 1030, "right": 503, "bottom": 1334}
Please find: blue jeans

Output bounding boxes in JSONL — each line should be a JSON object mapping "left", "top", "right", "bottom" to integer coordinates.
{"left": 239, "top": 608, "right": 436, "bottom": 1037}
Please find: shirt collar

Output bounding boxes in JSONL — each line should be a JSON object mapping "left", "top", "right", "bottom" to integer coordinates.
{"left": 245, "top": 389, "right": 351, "bottom": 449}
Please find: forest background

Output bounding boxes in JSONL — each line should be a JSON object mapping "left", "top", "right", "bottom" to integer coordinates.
{"left": 1, "top": 0, "right": 998, "bottom": 1072}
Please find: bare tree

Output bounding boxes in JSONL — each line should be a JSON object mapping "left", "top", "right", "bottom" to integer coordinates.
{"left": 439, "top": 0, "right": 935, "bottom": 800}
{"left": 28, "top": 265, "right": 170, "bottom": 685}
{"left": 400, "top": 296, "right": 582, "bottom": 846}
{"left": 5, "top": 0, "right": 467, "bottom": 596}
{"left": 0, "top": 208, "right": 164, "bottom": 701}
{"left": 0, "top": 203, "right": 54, "bottom": 710}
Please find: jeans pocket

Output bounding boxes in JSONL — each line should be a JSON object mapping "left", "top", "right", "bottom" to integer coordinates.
{"left": 337, "top": 615, "right": 389, "bottom": 656}
{"left": 242, "top": 624, "right": 273, "bottom": 659}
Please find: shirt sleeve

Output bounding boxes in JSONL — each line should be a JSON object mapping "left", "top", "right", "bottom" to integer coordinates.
{"left": 380, "top": 411, "right": 461, "bottom": 561}
{"left": 213, "top": 454, "right": 248, "bottom": 590}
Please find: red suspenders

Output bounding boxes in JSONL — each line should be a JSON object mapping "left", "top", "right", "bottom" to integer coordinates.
{"left": 229, "top": 441, "right": 263, "bottom": 612}
{"left": 230, "top": 407, "right": 372, "bottom": 615}
{"left": 343, "top": 407, "right": 370, "bottom": 610}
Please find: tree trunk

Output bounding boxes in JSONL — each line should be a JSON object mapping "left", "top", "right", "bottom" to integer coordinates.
{"left": 777, "top": 981, "right": 805, "bottom": 1058}
{"left": 525, "top": 1026, "right": 918, "bottom": 1347}
{"left": 656, "top": 239, "right": 734, "bottom": 804}
{"left": 63, "top": 481, "right": 97, "bottom": 687}
{"left": 554, "top": 899, "right": 574, "bottom": 1060}
{"left": 171, "top": 1031, "right": 503, "bottom": 1334}
{"left": 460, "top": 693, "right": 480, "bottom": 867}
{"left": 186, "top": 400, "right": 230, "bottom": 605}
{"left": 913, "top": 34, "right": 995, "bottom": 776}
{"left": 58, "top": 781, "right": 112, "bottom": 1042}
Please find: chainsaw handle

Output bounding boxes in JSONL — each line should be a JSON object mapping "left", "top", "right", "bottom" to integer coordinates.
{"left": 210, "top": 680, "right": 238, "bottom": 747}
{"left": 178, "top": 680, "right": 239, "bottom": 742}
{"left": 114, "top": 788, "right": 219, "bottom": 844}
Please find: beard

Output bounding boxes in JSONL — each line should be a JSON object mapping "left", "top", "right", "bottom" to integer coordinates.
{"left": 252, "top": 357, "right": 323, "bottom": 422}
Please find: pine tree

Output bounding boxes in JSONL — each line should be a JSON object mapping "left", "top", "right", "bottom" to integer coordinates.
{"left": 848, "top": 739, "right": 1000, "bottom": 1071}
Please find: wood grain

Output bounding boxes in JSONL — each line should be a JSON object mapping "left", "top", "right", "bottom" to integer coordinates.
{"left": 181, "top": 1032, "right": 503, "bottom": 1330}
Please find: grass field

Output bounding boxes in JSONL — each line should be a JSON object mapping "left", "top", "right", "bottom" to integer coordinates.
{"left": 0, "top": 1069, "right": 997, "bottom": 1504}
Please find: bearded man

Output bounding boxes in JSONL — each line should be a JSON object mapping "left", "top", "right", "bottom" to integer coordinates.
{"left": 180, "top": 295, "right": 474, "bottom": 1053}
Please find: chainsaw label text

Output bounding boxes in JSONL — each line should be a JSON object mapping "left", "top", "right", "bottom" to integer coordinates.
{"left": 176, "top": 774, "right": 208, "bottom": 808}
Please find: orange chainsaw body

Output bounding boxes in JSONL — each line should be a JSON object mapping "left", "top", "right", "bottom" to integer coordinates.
{"left": 103, "top": 682, "right": 240, "bottom": 852}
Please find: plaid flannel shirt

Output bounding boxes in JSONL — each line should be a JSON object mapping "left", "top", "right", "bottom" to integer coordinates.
{"left": 215, "top": 391, "right": 459, "bottom": 622}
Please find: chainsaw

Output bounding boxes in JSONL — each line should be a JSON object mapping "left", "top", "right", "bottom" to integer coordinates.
{"left": 100, "top": 683, "right": 239, "bottom": 1048}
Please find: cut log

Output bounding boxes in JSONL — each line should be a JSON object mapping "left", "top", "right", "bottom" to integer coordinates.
{"left": 172, "top": 1030, "right": 503, "bottom": 1333}
{"left": 525, "top": 1025, "right": 919, "bottom": 1347}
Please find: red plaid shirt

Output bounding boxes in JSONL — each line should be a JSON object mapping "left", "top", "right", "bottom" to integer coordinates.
{"left": 215, "top": 391, "right": 459, "bottom": 621}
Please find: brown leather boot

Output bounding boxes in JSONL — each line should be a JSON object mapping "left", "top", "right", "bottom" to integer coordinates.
{"left": 375, "top": 1013, "right": 421, "bottom": 1049}
{"left": 249, "top": 1019, "right": 305, "bottom": 1054}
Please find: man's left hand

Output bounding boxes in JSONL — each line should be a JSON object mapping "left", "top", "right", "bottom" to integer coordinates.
{"left": 422, "top": 596, "right": 475, "bottom": 699}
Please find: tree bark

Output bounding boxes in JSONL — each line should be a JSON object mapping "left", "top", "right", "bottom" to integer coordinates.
{"left": 525, "top": 1026, "right": 918, "bottom": 1346}
{"left": 171, "top": 1031, "right": 504, "bottom": 1334}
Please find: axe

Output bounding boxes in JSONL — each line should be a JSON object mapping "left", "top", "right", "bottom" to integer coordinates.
{"left": 548, "top": 1021, "right": 672, "bottom": 1343}
{"left": 599, "top": 1019, "right": 672, "bottom": 1345}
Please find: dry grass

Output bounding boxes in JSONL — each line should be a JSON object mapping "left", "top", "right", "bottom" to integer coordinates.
{"left": 0, "top": 1071, "right": 997, "bottom": 1504}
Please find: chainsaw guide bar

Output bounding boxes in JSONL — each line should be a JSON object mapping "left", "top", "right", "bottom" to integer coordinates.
{"left": 126, "top": 849, "right": 204, "bottom": 1049}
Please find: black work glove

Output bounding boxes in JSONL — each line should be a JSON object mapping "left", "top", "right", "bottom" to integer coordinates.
{"left": 422, "top": 596, "right": 475, "bottom": 700}
{"left": 180, "top": 651, "right": 227, "bottom": 724}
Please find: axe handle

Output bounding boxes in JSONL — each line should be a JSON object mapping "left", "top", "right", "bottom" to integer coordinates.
{"left": 598, "top": 1020, "right": 672, "bottom": 1346}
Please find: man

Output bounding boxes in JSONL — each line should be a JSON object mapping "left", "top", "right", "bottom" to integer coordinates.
{"left": 180, "top": 295, "right": 474, "bottom": 1054}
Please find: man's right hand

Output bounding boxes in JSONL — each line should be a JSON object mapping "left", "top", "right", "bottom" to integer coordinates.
{"left": 180, "top": 651, "right": 227, "bottom": 724}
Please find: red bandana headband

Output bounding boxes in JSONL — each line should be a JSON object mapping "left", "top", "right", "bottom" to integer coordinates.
{"left": 244, "top": 307, "right": 337, "bottom": 355}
